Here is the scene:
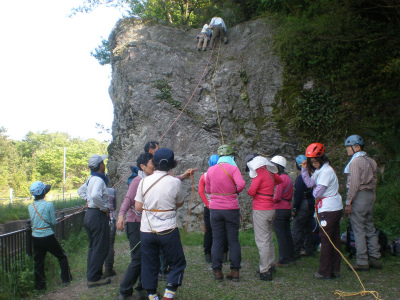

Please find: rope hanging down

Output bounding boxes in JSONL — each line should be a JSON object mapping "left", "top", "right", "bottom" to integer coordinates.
{"left": 211, "top": 39, "right": 225, "bottom": 144}
{"left": 314, "top": 209, "right": 381, "bottom": 300}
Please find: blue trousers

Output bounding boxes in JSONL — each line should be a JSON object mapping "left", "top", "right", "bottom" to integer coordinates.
{"left": 141, "top": 228, "right": 186, "bottom": 291}
{"left": 84, "top": 208, "right": 110, "bottom": 281}
{"left": 210, "top": 209, "right": 241, "bottom": 270}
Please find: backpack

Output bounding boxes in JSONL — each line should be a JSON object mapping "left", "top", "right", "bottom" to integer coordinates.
{"left": 388, "top": 238, "right": 400, "bottom": 257}
{"left": 341, "top": 224, "right": 388, "bottom": 258}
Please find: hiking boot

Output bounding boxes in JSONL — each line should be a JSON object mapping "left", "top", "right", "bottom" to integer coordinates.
{"left": 104, "top": 268, "right": 117, "bottom": 277}
{"left": 226, "top": 269, "right": 239, "bottom": 282}
{"left": 369, "top": 257, "right": 382, "bottom": 269}
{"left": 135, "top": 289, "right": 148, "bottom": 300}
{"left": 87, "top": 277, "right": 111, "bottom": 288}
{"left": 313, "top": 272, "right": 331, "bottom": 280}
{"left": 348, "top": 263, "right": 369, "bottom": 271}
{"left": 205, "top": 253, "right": 212, "bottom": 263}
{"left": 116, "top": 293, "right": 136, "bottom": 300}
{"left": 274, "top": 262, "right": 289, "bottom": 267}
{"left": 260, "top": 271, "right": 272, "bottom": 281}
{"left": 213, "top": 269, "right": 223, "bottom": 281}
{"left": 331, "top": 272, "right": 340, "bottom": 279}
{"left": 222, "top": 252, "right": 228, "bottom": 263}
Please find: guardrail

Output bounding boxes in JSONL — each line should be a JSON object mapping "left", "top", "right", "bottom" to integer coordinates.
{"left": 0, "top": 209, "right": 86, "bottom": 274}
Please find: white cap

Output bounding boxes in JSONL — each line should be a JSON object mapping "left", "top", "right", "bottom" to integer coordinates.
{"left": 271, "top": 155, "right": 287, "bottom": 168}
{"left": 247, "top": 156, "right": 278, "bottom": 179}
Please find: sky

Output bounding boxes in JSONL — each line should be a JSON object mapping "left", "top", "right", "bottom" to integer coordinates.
{"left": 0, "top": 0, "right": 125, "bottom": 141}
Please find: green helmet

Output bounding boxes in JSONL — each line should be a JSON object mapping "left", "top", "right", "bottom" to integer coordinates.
{"left": 218, "top": 144, "right": 235, "bottom": 156}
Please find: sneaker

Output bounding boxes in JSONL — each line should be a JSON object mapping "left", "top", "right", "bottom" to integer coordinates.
{"left": 213, "top": 269, "right": 223, "bottom": 281}
{"left": 205, "top": 253, "right": 212, "bottom": 264}
{"left": 87, "top": 277, "right": 111, "bottom": 288}
{"left": 203, "top": 48, "right": 207, "bottom": 51}
{"left": 104, "top": 269, "right": 117, "bottom": 277}
{"left": 331, "top": 272, "right": 340, "bottom": 279}
{"left": 226, "top": 269, "right": 239, "bottom": 282}
{"left": 198, "top": 48, "right": 201, "bottom": 51}
{"left": 369, "top": 257, "right": 382, "bottom": 269}
{"left": 348, "top": 263, "right": 369, "bottom": 271}
{"left": 260, "top": 271, "right": 272, "bottom": 281}
{"left": 162, "top": 289, "right": 176, "bottom": 300}
{"left": 313, "top": 272, "right": 331, "bottom": 280}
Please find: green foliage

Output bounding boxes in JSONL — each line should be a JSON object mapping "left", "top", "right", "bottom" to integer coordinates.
{"left": 90, "top": 39, "right": 111, "bottom": 65}
{"left": 239, "top": 70, "right": 248, "bottom": 83}
{"left": 374, "top": 155, "right": 400, "bottom": 239}
{"left": 294, "top": 89, "right": 342, "bottom": 140}
{"left": 153, "top": 79, "right": 183, "bottom": 110}
{"left": 0, "top": 130, "right": 108, "bottom": 197}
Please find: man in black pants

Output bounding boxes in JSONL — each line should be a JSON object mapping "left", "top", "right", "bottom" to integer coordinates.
{"left": 83, "top": 154, "right": 112, "bottom": 288}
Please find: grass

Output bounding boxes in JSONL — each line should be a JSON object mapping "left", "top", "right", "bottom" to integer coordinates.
{"left": 16, "top": 229, "right": 400, "bottom": 300}
{"left": 0, "top": 197, "right": 86, "bottom": 224}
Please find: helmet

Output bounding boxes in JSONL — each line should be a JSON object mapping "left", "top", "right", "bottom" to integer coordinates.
{"left": 295, "top": 155, "right": 307, "bottom": 168}
{"left": 30, "top": 181, "right": 51, "bottom": 196}
{"left": 345, "top": 135, "right": 364, "bottom": 147}
{"left": 217, "top": 145, "right": 235, "bottom": 157}
{"left": 270, "top": 155, "right": 287, "bottom": 168}
{"left": 305, "top": 143, "right": 325, "bottom": 157}
{"left": 245, "top": 153, "right": 259, "bottom": 172}
{"left": 208, "top": 154, "right": 219, "bottom": 167}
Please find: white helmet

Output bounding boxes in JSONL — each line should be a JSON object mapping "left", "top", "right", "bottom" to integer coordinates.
{"left": 271, "top": 155, "right": 287, "bottom": 168}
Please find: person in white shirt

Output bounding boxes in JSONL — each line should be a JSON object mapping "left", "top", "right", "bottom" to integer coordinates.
{"left": 81, "top": 154, "right": 112, "bottom": 288}
{"left": 209, "top": 16, "right": 228, "bottom": 48}
{"left": 135, "top": 148, "right": 190, "bottom": 300}
{"left": 301, "top": 143, "right": 343, "bottom": 280}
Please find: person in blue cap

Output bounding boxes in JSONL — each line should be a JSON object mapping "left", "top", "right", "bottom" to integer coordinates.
{"left": 28, "top": 181, "right": 72, "bottom": 290}
{"left": 291, "top": 155, "right": 316, "bottom": 260}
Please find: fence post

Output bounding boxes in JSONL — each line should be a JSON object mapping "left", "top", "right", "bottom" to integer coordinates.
{"left": 60, "top": 212, "right": 65, "bottom": 240}
{"left": 25, "top": 220, "right": 32, "bottom": 256}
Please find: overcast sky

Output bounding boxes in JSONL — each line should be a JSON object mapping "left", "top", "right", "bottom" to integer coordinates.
{"left": 0, "top": 0, "right": 125, "bottom": 141}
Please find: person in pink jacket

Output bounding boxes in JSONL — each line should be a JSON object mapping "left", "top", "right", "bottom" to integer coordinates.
{"left": 205, "top": 145, "right": 245, "bottom": 282}
{"left": 246, "top": 153, "right": 282, "bottom": 281}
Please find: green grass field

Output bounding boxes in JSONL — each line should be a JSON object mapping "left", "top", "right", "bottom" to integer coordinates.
{"left": 5, "top": 229, "right": 398, "bottom": 300}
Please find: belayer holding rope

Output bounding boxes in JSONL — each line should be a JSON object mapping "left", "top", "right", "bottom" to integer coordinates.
{"left": 135, "top": 148, "right": 194, "bottom": 300}
{"left": 344, "top": 135, "right": 382, "bottom": 271}
{"left": 301, "top": 143, "right": 343, "bottom": 280}
{"left": 28, "top": 181, "right": 72, "bottom": 290}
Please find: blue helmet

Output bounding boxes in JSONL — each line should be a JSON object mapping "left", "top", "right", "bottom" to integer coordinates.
{"left": 345, "top": 135, "right": 364, "bottom": 147}
{"left": 30, "top": 181, "right": 51, "bottom": 196}
{"left": 295, "top": 155, "right": 307, "bottom": 168}
{"left": 208, "top": 154, "right": 219, "bottom": 167}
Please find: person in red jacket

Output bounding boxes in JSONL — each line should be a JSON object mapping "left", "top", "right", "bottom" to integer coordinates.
{"left": 246, "top": 154, "right": 282, "bottom": 281}
{"left": 198, "top": 155, "right": 228, "bottom": 263}
{"left": 271, "top": 155, "right": 295, "bottom": 267}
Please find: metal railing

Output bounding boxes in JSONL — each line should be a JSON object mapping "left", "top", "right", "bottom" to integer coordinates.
{"left": 0, "top": 209, "right": 86, "bottom": 274}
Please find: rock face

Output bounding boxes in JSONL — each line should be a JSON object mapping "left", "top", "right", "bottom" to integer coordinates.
{"left": 107, "top": 18, "right": 298, "bottom": 231}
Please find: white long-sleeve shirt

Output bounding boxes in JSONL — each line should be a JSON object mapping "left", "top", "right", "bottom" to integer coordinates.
{"left": 79, "top": 176, "right": 109, "bottom": 212}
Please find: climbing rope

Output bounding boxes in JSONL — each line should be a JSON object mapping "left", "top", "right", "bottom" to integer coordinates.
{"left": 314, "top": 209, "right": 381, "bottom": 300}
{"left": 211, "top": 39, "right": 225, "bottom": 144}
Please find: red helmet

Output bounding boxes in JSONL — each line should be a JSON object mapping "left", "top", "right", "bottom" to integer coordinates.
{"left": 305, "top": 143, "right": 325, "bottom": 157}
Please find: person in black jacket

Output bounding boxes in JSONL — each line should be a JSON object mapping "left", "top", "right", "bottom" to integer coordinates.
{"left": 291, "top": 155, "right": 315, "bottom": 259}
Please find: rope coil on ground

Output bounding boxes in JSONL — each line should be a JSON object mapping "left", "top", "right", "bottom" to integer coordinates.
{"left": 315, "top": 209, "right": 381, "bottom": 300}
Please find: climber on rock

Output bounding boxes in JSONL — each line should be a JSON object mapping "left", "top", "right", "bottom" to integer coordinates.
{"left": 209, "top": 16, "right": 228, "bottom": 49}
{"left": 197, "top": 23, "right": 212, "bottom": 51}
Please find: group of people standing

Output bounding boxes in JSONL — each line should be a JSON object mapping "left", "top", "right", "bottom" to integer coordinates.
{"left": 27, "top": 134, "right": 382, "bottom": 299}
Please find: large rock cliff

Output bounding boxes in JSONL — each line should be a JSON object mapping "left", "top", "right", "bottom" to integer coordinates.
{"left": 107, "top": 18, "right": 298, "bottom": 231}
